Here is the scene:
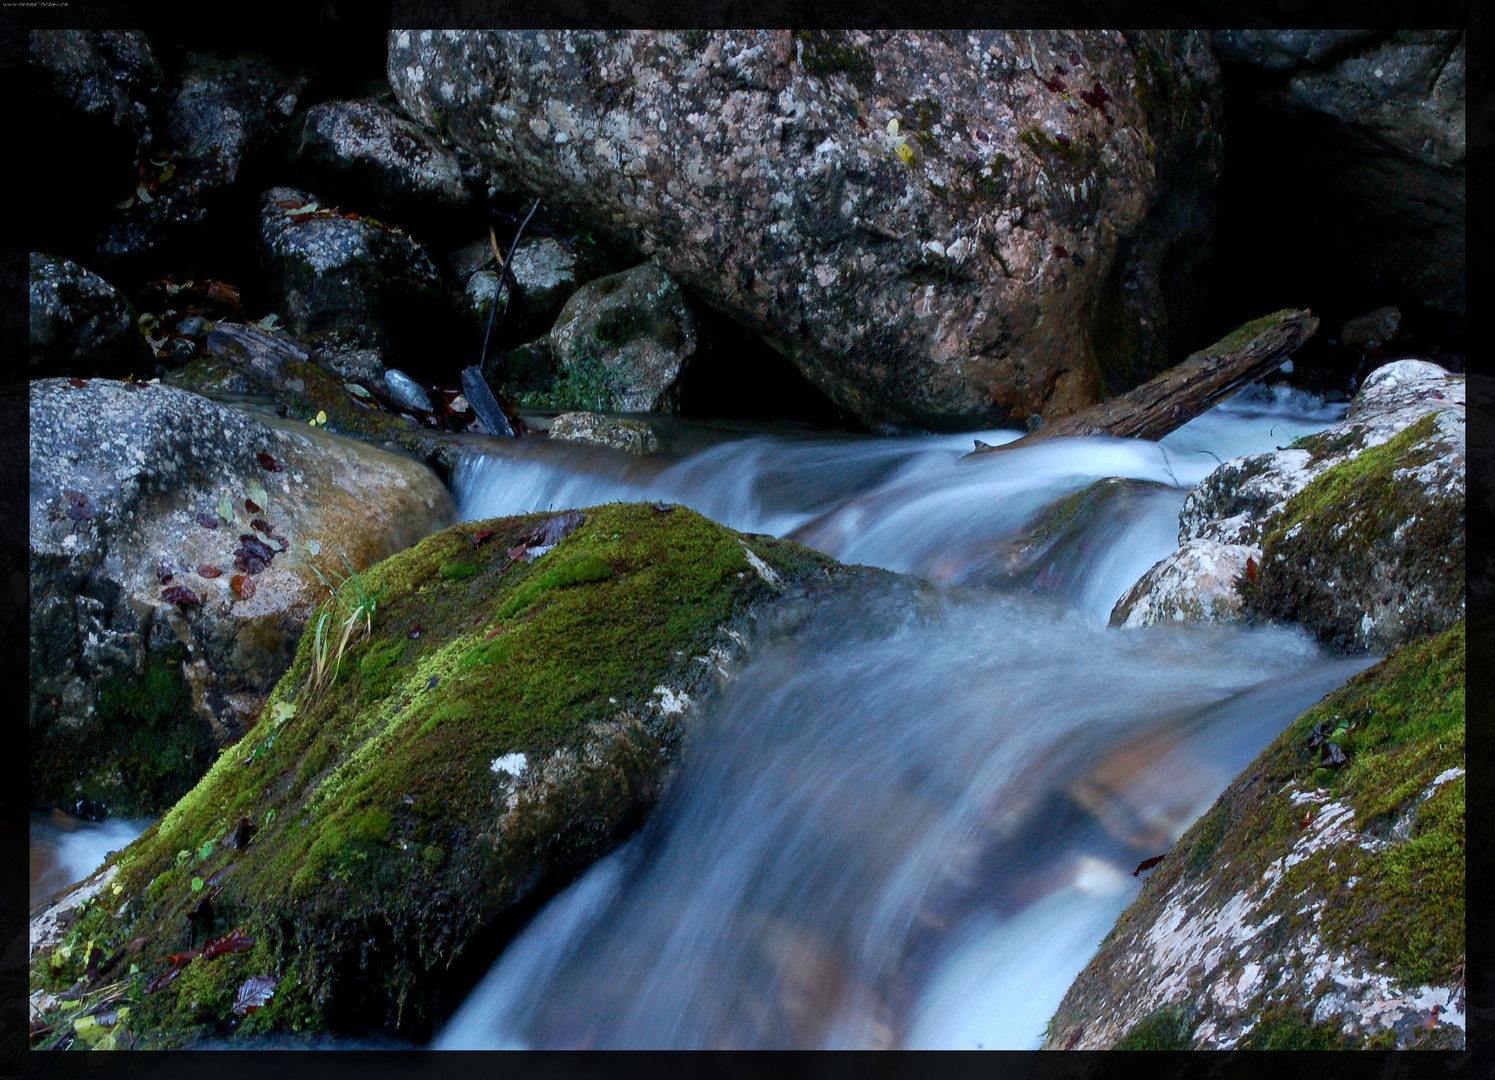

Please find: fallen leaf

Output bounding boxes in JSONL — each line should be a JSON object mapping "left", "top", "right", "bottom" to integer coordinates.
{"left": 200, "top": 929, "right": 254, "bottom": 962}
{"left": 256, "top": 451, "right": 282, "bottom": 472}
{"left": 306, "top": 538, "right": 322, "bottom": 556}
{"left": 1132, "top": 854, "right": 1165, "bottom": 877}
{"left": 472, "top": 527, "right": 495, "bottom": 545}
{"left": 217, "top": 493, "right": 235, "bottom": 524}
{"left": 198, "top": 564, "right": 222, "bottom": 578}
{"left": 196, "top": 511, "right": 220, "bottom": 530}
{"left": 245, "top": 498, "right": 262, "bottom": 514}
{"left": 232, "top": 974, "right": 278, "bottom": 1017}
{"left": 251, "top": 518, "right": 274, "bottom": 535}
{"left": 190, "top": 877, "right": 204, "bottom": 892}
{"left": 162, "top": 585, "right": 201, "bottom": 607}
{"left": 68, "top": 377, "right": 90, "bottom": 388}
{"left": 246, "top": 480, "right": 269, "bottom": 510}
{"left": 270, "top": 701, "right": 296, "bottom": 724}
{"left": 233, "top": 535, "right": 276, "bottom": 574}
{"left": 225, "top": 817, "right": 257, "bottom": 850}
{"left": 144, "top": 967, "right": 183, "bottom": 994}
{"left": 156, "top": 564, "right": 175, "bottom": 585}
{"left": 1245, "top": 556, "right": 1260, "bottom": 583}
{"left": 230, "top": 574, "right": 257, "bottom": 600}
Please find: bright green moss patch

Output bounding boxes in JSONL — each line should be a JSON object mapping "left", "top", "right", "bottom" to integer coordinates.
{"left": 1234, "top": 1004, "right": 1354, "bottom": 1050}
{"left": 31, "top": 504, "right": 854, "bottom": 1047}
{"left": 1245, "top": 412, "right": 1464, "bottom": 651}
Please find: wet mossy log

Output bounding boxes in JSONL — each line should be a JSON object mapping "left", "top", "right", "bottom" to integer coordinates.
{"left": 975, "top": 308, "right": 1318, "bottom": 452}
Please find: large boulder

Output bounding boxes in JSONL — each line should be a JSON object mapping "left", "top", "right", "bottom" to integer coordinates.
{"left": 1113, "top": 359, "right": 1465, "bottom": 651}
{"left": 89, "top": 51, "right": 311, "bottom": 282}
{"left": 257, "top": 186, "right": 449, "bottom": 382}
{"left": 1212, "top": 30, "right": 1465, "bottom": 316}
{"left": 29, "top": 379, "right": 454, "bottom": 818}
{"left": 284, "top": 98, "right": 473, "bottom": 235}
{"left": 27, "top": 505, "right": 876, "bottom": 1046}
{"left": 388, "top": 30, "right": 1224, "bottom": 429}
{"left": 1044, "top": 623, "right": 1465, "bottom": 1049}
{"left": 29, "top": 253, "right": 142, "bottom": 378}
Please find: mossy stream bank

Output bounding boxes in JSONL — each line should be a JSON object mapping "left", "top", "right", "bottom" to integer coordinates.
{"left": 30, "top": 503, "right": 885, "bottom": 1047}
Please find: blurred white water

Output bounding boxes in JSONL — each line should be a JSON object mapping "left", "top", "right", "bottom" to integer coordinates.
{"left": 430, "top": 386, "right": 1357, "bottom": 1048}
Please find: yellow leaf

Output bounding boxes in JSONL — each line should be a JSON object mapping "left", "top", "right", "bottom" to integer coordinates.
{"left": 896, "top": 142, "right": 916, "bottom": 166}
{"left": 316, "top": 411, "right": 328, "bottom": 425}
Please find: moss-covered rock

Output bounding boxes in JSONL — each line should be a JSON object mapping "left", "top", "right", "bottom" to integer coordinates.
{"left": 29, "top": 504, "right": 875, "bottom": 1047}
{"left": 1044, "top": 623, "right": 1465, "bottom": 1049}
{"left": 1115, "top": 359, "right": 1465, "bottom": 651}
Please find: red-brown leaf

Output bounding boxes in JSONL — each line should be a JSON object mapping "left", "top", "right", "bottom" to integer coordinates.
{"left": 472, "top": 527, "right": 495, "bottom": 545}
{"left": 198, "top": 564, "right": 222, "bottom": 578}
{"left": 256, "top": 451, "right": 282, "bottom": 472}
{"left": 156, "top": 564, "right": 175, "bottom": 585}
{"left": 245, "top": 498, "right": 262, "bottom": 514}
{"left": 68, "top": 377, "right": 90, "bottom": 388}
{"left": 225, "top": 817, "right": 257, "bottom": 851}
{"left": 161, "top": 585, "right": 201, "bottom": 607}
{"left": 200, "top": 928, "right": 254, "bottom": 962}
{"left": 233, "top": 535, "right": 275, "bottom": 574}
{"left": 1245, "top": 556, "right": 1260, "bottom": 583}
{"left": 230, "top": 574, "right": 256, "bottom": 600}
{"left": 232, "top": 974, "right": 278, "bottom": 1017}
{"left": 1132, "top": 854, "right": 1165, "bottom": 877}
{"left": 145, "top": 967, "right": 184, "bottom": 994}
{"left": 250, "top": 518, "right": 274, "bottom": 535}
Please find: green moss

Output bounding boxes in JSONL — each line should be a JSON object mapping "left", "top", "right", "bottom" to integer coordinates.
{"left": 1020, "top": 127, "right": 1099, "bottom": 174}
{"left": 32, "top": 504, "right": 851, "bottom": 1046}
{"left": 794, "top": 31, "right": 876, "bottom": 91}
{"left": 518, "top": 348, "right": 620, "bottom": 412}
{"left": 32, "top": 653, "right": 216, "bottom": 817}
{"left": 1287, "top": 425, "right": 1365, "bottom": 463}
{"left": 1235, "top": 1004, "right": 1354, "bottom": 1050}
{"left": 1114, "top": 1005, "right": 1194, "bottom": 1049}
{"left": 1245, "top": 413, "right": 1463, "bottom": 649}
{"left": 439, "top": 561, "right": 480, "bottom": 582}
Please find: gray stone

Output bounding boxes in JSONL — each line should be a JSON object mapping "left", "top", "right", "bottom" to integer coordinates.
{"left": 388, "top": 30, "right": 1224, "bottom": 429}
{"left": 548, "top": 412, "right": 661, "bottom": 455}
{"left": 29, "top": 378, "right": 454, "bottom": 815}
{"left": 1114, "top": 359, "right": 1465, "bottom": 653}
{"left": 257, "top": 186, "right": 448, "bottom": 379}
{"left": 530, "top": 262, "right": 697, "bottom": 413}
{"left": 383, "top": 368, "right": 434, "bottom": 412}
{"left": 285, "top": 97, "right": 472, "bottom": 225}
{"left": 29, "top": 253, "right": 140, "bottom": 377}
{"left": 90, "top": 51, "right": 311, "bottom": 277}
{"left": 1213, "top": 30, "right": 1465, "bottom": 315}
{"left": 509, "top": 236, "right": 582, "bottom": 325}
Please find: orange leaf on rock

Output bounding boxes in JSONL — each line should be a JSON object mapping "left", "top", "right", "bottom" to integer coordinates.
{"left": 198, "top": 565, "right": 222, "bottom": 578}
{"left": 230, "top": 574, "right": 256, "bottom": 600}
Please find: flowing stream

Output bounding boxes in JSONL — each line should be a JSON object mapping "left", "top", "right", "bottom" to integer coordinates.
{"left": 434, "top": 385, "right": 1369, "bottom": 1049}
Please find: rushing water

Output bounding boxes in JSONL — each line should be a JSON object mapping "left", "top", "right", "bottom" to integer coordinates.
{"left": 30, "top": 811, "right": 151, "bottom": 909}
{"left": 434, "top": 384, "right": 1364, "bottom": 1049}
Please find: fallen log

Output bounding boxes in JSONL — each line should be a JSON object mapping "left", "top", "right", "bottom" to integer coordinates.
{"left": 972, "top": 308, "right": 1319, "bottom": 454}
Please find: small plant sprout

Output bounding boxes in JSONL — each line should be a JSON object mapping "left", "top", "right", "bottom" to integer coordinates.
{"left": 304, "top": 549, "right": 384, "bottom": 701}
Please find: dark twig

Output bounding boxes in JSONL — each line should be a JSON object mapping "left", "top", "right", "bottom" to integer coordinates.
{"left": 480, "top": 197, "right": 542, "bottom": 372}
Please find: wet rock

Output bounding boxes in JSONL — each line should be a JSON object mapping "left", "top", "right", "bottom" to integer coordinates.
{"left": 1109, "top": 540, "right": 1256, "bottom": 628}
{"left": 1340, "top": 305, "right": 1402, "bottom": 351}
{"left": 388, "top": 30, "right": 1224, "bottom": 429}
{"left": 462, "top": 269, "right": 508, "bottom": 329}
{"left": 29, "top": 30, "right": 162, "bottom": 220}
{"left": 483, "top": 339, "right": 556, "bottom": 399}
{"left": 548, "top": 412, "right": 661, "bottom": 455}
{"left": 90, "top": 51, "right": 311, "bottom": 280}
{"left": 29, "top": 254, "right": 141, "bottom": 378}
{"left": 382, "top": 368, "right": 433, "bottom": 413}
{"left": 1212, "top": 30, "right": 1465, "bottom": 315}
{"left": 1045, "top": 624, "right": 1466, "bottom": 1049}
{"left": 257, "top": 186, "right": 448, "bottom": 381}
{"left": 28, "top": 505, "right": 876, "bottom": 1044}
{"left": 203, "top": 322, "right": 310, "bottom": 384}
{"left": 1117, "top": 359, "right": 1464, "bottom": 652}
{"left": 284, "top": 98, "right": 472, "bottom": 230}
{"left": 29, "top": 378, "right": 454, "bottom": 817}
{"left": 521, "top": 262, "right": 696, "bottom": 413}
{"left": 509, "top": 236, "right": 583, "bottom": 326}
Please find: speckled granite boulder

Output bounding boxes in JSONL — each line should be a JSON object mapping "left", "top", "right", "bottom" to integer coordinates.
{"left": 284, "top": 98, "right": 472, "bottom": 228}
{"left": 388, "top": 29, "right": 1224, "bottom": 429}
{"left": 257, "top": 186, "right": 448, "bottom": 381}
{"left": 548, "top": 411, "right": 661, "bottom": 454}
{"left": 29, "top": 254, "right": 141, "bottom": 378}
{"left": 29, "top": 378, "right": 454, "bottom": 816}
{"left": 1045, "top": 623, "right": 1465, "bottom": 1049}
{"left": 1113, "top": 360, "right": 1465, "bottom": 651}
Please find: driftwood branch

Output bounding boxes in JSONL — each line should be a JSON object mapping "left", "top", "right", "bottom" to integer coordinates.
{"left": 972, "top": 309, "right": 1320, "bottom": 454}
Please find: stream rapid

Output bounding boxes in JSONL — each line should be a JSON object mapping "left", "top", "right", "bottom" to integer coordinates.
{"left": 434, "top": 384, "right": 1369, "bottom": 1049}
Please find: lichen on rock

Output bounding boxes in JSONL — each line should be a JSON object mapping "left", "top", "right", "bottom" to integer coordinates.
{"left": 28, "top": 504, "right": 875, "bottom": 1046}
{"left": 1044, "top": 623, "right": 1466, "bottom": 1050}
